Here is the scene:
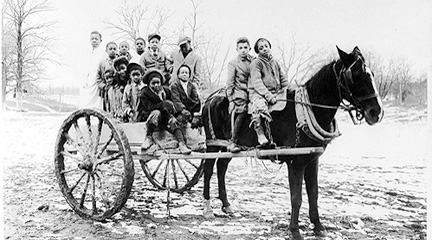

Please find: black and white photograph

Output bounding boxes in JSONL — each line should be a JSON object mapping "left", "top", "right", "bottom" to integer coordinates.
{"left": 1, "top": 0, "right": 430, "bottom": 239}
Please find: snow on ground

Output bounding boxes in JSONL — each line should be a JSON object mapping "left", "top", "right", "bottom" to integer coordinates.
{"left": 1, "top": 105, "right": 428, "bottom": 239}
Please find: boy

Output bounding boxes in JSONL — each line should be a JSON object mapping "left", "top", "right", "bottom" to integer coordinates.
{"left": 138, "top": 69, "right": 191, "bottom": 154}
{"left": 170, "top": 64, "right": 201, "bottom": 131}
{"left": 81, "top": 30, "right": 106, "bottom": 109}
{"left": 122, "top": 62, "right": 145, "bottom": 122}
{"left": 139, "top": 33, "right": 171, "bottom": 84}
{"left": 119, "top": 41, "right": 132, "bottom": 61}
{"left": 96, "top": 41, "right": 118, "bottom": 111}
{"left": 248, "top": 38, "right": 289, "bottom": 146}
{"left": 130, "top": 37, "right": 146, "bottom": 62}
{"left": 105, "top": 69, "right": 123, "bottom": 119}
{"left": 226, "top": 37, "right": 255, "bottom": 153}
{"left": 170, "top": 35, "right": 202, "bottom": 85}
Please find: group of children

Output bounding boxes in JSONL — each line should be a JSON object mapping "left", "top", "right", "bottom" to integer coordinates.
{"left": 88, "top": 30, "right": 289, "bottom": 155}
{"left": 91, "top": 32, "right": 201, "bottom": 154}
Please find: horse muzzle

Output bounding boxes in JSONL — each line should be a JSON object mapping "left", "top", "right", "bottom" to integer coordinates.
{"left": 363, "top": 97, "right": 384, "bottom": 125}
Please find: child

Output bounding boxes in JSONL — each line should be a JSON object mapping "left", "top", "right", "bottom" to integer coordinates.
{"left": 104, "top": 69, "right": 123, "bottom": 119}
{"left": 248, "top": 38, "right": 289, "bottom": 146}
{"left": 113, "top": 56, "right": 129, "bottom": 91}
{"left": 170, "top": 64, "right": 201, "bottom": 130}
{"left": 96, "top": 41, "right": 118, "bottom": 111}
{"left": 225, "top": 37, "right": 255, "bottom": 153}
{"left": 122, "top": 62, "right": 145, "bottom": 122}
{"left": 139, "top": 33, "right": 171, "bottom": 84}
{"left": 138, "top": 69, "right": 191, "bottom": 154}
{"left": 119, "top": 41, "right": 132, "bottom": 61}
{"left": 130, "top": 37, "right": 146, "bottom": 62}
{"left": 170, "top": 35, "right": 202, "bottom": 85}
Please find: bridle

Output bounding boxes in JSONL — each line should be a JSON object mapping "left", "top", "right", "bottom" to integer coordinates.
{"left": 333, "top": 57, "right": 379, "bottom": 125}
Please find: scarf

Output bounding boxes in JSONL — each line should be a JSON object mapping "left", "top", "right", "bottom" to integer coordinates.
{"left": 149, "top": 48, "right": 160, "bottom": 59}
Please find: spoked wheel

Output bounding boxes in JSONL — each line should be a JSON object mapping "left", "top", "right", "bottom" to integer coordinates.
{"left": 140, "top": 158, "right": 203, "bottom": 193}
{"left": 54, "top": 109, "right": 134, "bottom": 221}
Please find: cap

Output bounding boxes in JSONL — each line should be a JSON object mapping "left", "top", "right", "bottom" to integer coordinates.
{"left": 178, "top": 35, "right": 191, "bottom": 46}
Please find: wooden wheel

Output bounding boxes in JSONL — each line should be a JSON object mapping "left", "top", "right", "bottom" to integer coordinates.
{"left": 140, "top": 158, "right": 203, "bottom": 193}
{"left": 54, "top": 109, "right": 134, "bottom": 221}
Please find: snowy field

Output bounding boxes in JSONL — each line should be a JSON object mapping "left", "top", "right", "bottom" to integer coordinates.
{"left": 1, "top": 105, "right": 428, "bottom": 239}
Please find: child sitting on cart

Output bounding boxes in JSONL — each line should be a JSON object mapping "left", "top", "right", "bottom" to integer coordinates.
{"left": 138, "top": 69, "right": 192, "bottom": 154}
{"left": 170, "top": 64, "right": 201, "bottom": 131}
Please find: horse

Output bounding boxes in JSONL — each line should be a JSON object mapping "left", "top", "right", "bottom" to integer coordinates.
{"left": 201, "top": 46, "right": 383, "bottom": 239}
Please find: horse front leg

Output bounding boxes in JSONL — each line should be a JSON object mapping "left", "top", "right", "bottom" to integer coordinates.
{"left": 287, "top": 160, "right": 305, "bottom": 240}
{"left": 304, "top": 158, "right": 326, "bottom": 237}
{"left": 203, "top": 158, "right": 216, "bottom": 219}
{"left": 216, "top": 158, "right": 233, "bottom": 216}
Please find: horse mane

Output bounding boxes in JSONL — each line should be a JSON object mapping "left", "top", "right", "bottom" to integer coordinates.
{"left": 303, "top": 60, "right": 340, "bottom": 102}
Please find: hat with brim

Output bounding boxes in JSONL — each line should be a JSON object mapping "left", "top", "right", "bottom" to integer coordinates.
{"left": 143, "top": 69, "right": 165, "bottom": 85}
{"left": 148, "top": 33, "right": 161, "bottom": 42}
{"left": 126, "top": 62, "right": 143, "bottom": 76}
{"left": 178, "top": 35, "right": 191, "bottom": 46}
{"left": 113, "top": 56, "right": 129, "bottom": 71}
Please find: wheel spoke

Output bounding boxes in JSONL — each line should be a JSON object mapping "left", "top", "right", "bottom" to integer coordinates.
{"left": 60, "top": 150, "right": 83, "bottom": 163}
{"left": 64, "top": 132, "right": 86, "bottom": 157}
{"left": 60, "top": 167, "right": 81, "bottom": 175}
{"left": 95, "top": 152, "right": 123, "bottom": 166}
{"left": 171, "top": 160, "right": 178, "bottom": 189}
{"left": 93, "top": 118, "right": 104, "bottom": 155}
{"left": 150, "top": 160, "right": 165, "bottom": 179}
{"left": 79, "top": 174, "right": 91, "bottom": 209}
{"left": 96, "top": 132, "right": 114, "bottom": 158}
{"left": 162, "top": 160, "right": 170, "bottom": 187}
{"left": 94, "top": 172, "right": 111, "bottom": 210}
{"left": 68, "top": 172, "right": 86, "bottom": 193}
{"left": 175, "top": 159, "right": 191, "bottom": 183}
{"left": 73, "top": 121, "right": 86, "bottom": 146}
{"left": 184, "top": 159, "right": 200, "bottom": 169}
{"left": 85, "top": 113, "right": 94, "bottom": 150}
{"left": 91, "top": 175, "right": 97, "bottom": 214}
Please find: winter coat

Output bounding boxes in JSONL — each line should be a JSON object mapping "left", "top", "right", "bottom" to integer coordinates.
{"left": 137, "top": 86, "right": 173, "bottom": 122}
{"left": 170, "top": 49, "right": 202, "bottom": 85}
{"left": 248, "top": 54, "right": 288, "bottom": 102}
{"left": 226, "top": 54, "right": 255, "bottom": 101}
{"left": 139, "top": 50, "right": 171, "bottom": 84}
{"left": 170, "top": 79, "right": 201, "bottom": 115}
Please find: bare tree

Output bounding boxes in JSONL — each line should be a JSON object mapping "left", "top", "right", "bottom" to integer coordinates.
{"left": 103, "top": 0, "right": 173, "bottom": 46}
{"left": 3, "top": 0, "right": 56, "bottom": 111}
{"left": 276, "top": 34, "right": 327, "bottom": 86}
{"left": 363, "top": 49, "right": 393, "bottom": 99}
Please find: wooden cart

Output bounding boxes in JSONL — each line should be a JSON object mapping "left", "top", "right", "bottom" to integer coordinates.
{"left": 54, "top": 109, "right": 324, "bottom": 221}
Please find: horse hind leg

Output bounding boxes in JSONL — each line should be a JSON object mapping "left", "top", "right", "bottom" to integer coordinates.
{"left": 287, "top": 161, "right": 305, "bottom": 240}
{"left": 304, "top": 159, "right": 326, "bottom": 237}
{"left": 203, "top": 158, "right": 216, "bottom": 219}
{"left": 216, "top": 158, "right": 234, "bottom": 216}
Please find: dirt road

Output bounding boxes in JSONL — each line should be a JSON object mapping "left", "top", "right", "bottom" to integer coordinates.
{"left": 2, "top": 109, "right": 427, "bottom": 239}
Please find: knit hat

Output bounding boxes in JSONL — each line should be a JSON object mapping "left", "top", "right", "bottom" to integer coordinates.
{"left": 148, "top": 33, "right": 161, "bottom": 42}
{"left": 143, "top": 69, "right": 165, "bottom": 84}
{"left": 113, "top": 56, "right": 129, "bottom": 71}
{"left": 253, "top": 38, "right": 271, "bottom": 54}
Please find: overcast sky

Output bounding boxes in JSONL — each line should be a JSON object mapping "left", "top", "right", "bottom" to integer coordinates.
{"left": 43, "top": 0, "right": 432, "bottom": 88}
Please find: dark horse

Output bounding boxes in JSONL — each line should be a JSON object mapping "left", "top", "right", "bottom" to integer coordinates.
{"left": 201, "top": 46, "right": 383, "bottom": 239}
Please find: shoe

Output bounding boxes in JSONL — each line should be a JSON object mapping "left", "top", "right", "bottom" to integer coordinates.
{"left": 255, "top": 126, "right": 269, "bottom": 146}
{"left": 141, "top": 135, "right": 154, "bottom": 150}
{"left": 178, "top": 142, "right": 192, "bottom": 154}
{"left": 227, "top": 142, "right": 241, "bottom": 153}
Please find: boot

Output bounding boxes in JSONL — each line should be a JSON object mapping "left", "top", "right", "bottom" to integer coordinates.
{"left": 141, "top": 135, "right": 154, "bottom": 150}
{"left": 227, "top": 113, "right": 245, "bottom": 153}
{"left": 254, "top": 121, "right": 269, "bottom": 146}
{"left": 173, "top": 129, "right": 191, "bottom": 154}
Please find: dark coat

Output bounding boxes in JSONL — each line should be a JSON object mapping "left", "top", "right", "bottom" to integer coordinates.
{"left": 137, "top": 85, "right": 174, "bottom": 122}
{"left": 170, "top": 79, "right": 201, "bottom": 115}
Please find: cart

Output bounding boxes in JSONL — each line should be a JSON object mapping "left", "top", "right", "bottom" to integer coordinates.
{"left": 54, "top": 109, "right": 324, "bottom": 221}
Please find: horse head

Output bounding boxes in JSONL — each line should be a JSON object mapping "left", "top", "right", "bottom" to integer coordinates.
{"left": 336, "top": 46, "right": 384, "bottom": 125}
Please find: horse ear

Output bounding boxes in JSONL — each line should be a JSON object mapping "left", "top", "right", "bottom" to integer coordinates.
{"left": 353, "top": 46, "right": 361, "bottom": 53}
{"left": 336, "top": 45, "right": 349, "bottom": 64}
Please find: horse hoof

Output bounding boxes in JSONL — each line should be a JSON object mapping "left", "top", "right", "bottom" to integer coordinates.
{"left": 313, "top": 226, "right": 327, "bottom": 237}
{"left": 221, "top": 206, "right": 234, "bottom": 216}
{"left": 203, "top": 210, "right": 215, "bottom": 219}
{"left": 290, "top": 230, "right": 304, "bottom": 240}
